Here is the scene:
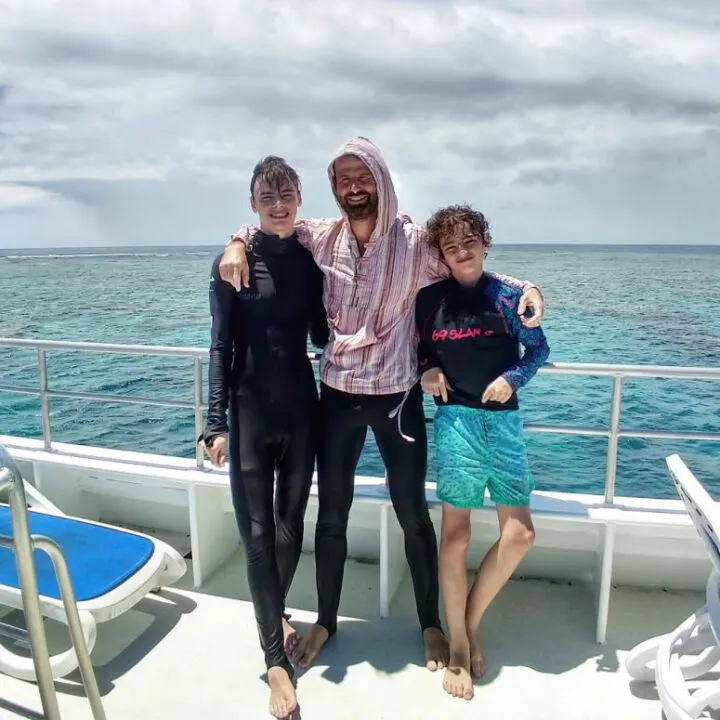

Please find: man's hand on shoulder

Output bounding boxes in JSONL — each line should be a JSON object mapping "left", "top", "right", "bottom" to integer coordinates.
{"left": 219, "top": 241, "right": 249, "bottom": 290}
{"left": 518, "top": 287, "right": 544, "bottom": 328}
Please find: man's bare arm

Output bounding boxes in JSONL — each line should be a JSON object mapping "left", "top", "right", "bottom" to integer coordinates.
{"left": 227, "top": 218, "right": 338, "bottom": 250}
{"left": 219, "top": 218, "right": 338, "bottom": 289}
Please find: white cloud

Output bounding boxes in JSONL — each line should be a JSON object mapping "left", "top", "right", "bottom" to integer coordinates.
{"left": 0, "top": 0, "right": 718, "bottom": 247}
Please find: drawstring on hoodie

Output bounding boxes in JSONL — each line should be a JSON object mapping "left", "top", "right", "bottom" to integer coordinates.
{"left": 388, "top": 387, "right": 415, "bottom": 443}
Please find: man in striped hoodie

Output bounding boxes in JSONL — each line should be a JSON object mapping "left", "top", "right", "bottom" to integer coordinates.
{"left": 220, "top": 137, "right": 544, "bottom": 672}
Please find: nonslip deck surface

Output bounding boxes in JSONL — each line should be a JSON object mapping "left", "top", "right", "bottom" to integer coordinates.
{"left": 0, "top": 546, "right": 708, "bottom": 720}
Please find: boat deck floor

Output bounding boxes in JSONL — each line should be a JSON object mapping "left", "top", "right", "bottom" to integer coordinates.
{"left": 0, "top": 547, "right": 710, "bottom": 720}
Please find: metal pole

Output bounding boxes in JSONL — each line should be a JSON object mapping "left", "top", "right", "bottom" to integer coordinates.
{"left": 604, "top": 376, "right": 623, "bottom": 504}
{"left": 1, "top": 446, "right": 108, "bottom": 719}
{"left": 0, "top": 467, "right": 10, "bottom": 495}
{"left": 33, "top": 536, "right": 107, "bottom": 720}
{"left": 38, "top": 348, "right": 52, "bottom": 450}
{"left": 193, "top": 358, "right": 204, "bottom": 469}
{"left": 1, "top": 457, "right": 62, "bottom": 720}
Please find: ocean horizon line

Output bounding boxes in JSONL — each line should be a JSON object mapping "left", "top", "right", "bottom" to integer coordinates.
{"left": 1, "top": 242, "right": 719, "bottom": 257}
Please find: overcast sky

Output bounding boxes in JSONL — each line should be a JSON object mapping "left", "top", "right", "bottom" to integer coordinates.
{"left": 1, "top": 0, "right": 719, "bottom": 248}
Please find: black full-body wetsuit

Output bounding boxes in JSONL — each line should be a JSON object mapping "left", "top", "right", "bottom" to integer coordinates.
{"left": 202, "top": 230, "right": 329, "bottom": 675}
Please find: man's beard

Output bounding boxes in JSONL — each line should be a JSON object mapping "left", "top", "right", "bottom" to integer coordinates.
{"left": 339, "top": 192, "right": 378, "bottom": 220}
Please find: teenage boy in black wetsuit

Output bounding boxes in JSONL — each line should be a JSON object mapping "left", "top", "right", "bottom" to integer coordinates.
{"left": 200, "top": 156, "right": 328, "bottom": 720}
{"left": 414, "top": 205, "right": 550, "bottom": 701}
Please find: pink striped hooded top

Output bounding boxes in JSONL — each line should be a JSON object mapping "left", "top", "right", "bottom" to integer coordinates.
{"left": 232, "top": 136, "right": 530, "bottom": 396}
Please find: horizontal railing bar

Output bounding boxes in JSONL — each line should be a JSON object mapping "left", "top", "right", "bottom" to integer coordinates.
{"left": 0, "top": 384, "right": 39, "bottom": 396}
{"left": 538, "top": 363, "right": 720, "bottom": 381}
{"left": 619, "top": 430, "right": 720, "bottom": 443}
{"left": 1, "top": 337, "right": 719, "bottom": 476}
{"left": 2, "top": 338, "right": 719, "bottom": 380}
{"left": 420, "top": 419, "right": 720, "bottom": 442}
{"left": 5, "top": 381, "right": 718, "bottom": 443}
{"left": 46, "top": 389, "right": 197, "bottom": 410}
{"left": 0, "top": 337, "right": 323, "bottom": 362}
{"left": 524, "top": 424, "right": 609, "bottom": 437}
{"left": 0, "top": 381, "right": 209, "bottom": 410}
{"left": 0, "top": 338, "right": 208, "bottom": 358}
{"left": 3, "top": 382, "right": 718, "bottom": 444}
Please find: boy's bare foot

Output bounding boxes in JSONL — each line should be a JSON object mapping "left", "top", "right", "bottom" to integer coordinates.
{"left": 282, "top": 616, "right": 300, "bottom": 656}
{"left": 442, "top": 643, "right": 474, "bottom": 700}
{"left": 468, "top": 634, "right": 486, "bottom": 678}
{"left": 424, "top": 627, "right": 449, "bottom": 671}
{"left": 291, "top": 624, "right": 329, "bottom": 668}
{"left": 267, "top": 666, "right": 296, "bottom": 719}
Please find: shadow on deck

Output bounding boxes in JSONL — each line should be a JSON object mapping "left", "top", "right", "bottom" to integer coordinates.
{"left": 0, "top": 548, "right": 706, "bottom": 720}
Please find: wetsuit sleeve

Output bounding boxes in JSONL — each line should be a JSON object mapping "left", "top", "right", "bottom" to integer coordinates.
{"left": 486, "top": 269, "right": 538, "bottom": 295}
{"left": 308, "top": 263, "right": 330, "bottom": 349}
{"left": 415, "top": 294, "right": 441, "bottom": 374}
{"left": 204, "top": 256, "right": 235, "bottom": 440}
{"left": 498, "top": 293, "right": 550, "bottom": 391}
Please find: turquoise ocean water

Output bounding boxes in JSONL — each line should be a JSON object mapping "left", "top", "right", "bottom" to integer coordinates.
{"left": 0, "top": 245, "right": 718, "bottom": 500}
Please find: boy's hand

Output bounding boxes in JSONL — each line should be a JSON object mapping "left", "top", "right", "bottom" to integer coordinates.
{"left": 481, "top": 377, "right": 513, "bottom": 404}
{"left": 219, "top": 242, "right": 250, "bottom": 290}
{"left": 518, "top": 287, "right": 544, "bottom": 328}
{"left": 421, "top": 367, "right": 451, "bottom": 402}
{"left": 202, "top": 434, "right": 228, "bottom": 467}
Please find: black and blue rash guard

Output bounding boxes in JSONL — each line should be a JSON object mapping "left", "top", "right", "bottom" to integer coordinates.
{"left": 203, "top": 230, "right": 329, "bottom": 441}
{"left": 414, "top": 273, "right": 550, "bottom": 411}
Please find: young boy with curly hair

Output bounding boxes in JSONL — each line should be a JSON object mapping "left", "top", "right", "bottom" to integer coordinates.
{"left": 414, "top": 204, "right": 550, "bottom": 700}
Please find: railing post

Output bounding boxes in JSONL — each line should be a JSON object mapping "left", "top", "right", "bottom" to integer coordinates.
{"left": 193, "top": 357, "right": 204, "bottom": 469}
{"left": 0, "top": 463, "right": 62, "bottom": 720}
{"left": 33, "top": 536, "right": 107, "bottom": 719}
{"left": 1, "top": 445, "right": 107, "bottom": 719}
{"left": 604, "top": 375, "right": 623, "bottom": 504}
{"left": 38, "top": 348, "right": 52, "bottom": 450}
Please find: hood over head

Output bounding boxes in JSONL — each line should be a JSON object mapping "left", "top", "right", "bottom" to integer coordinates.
{"left": 327, "top": 136, "right": 399, "bottom": 237}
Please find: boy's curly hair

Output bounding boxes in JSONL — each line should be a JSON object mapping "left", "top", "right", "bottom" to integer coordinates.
{"left": 425, "top": 204, "right": 493, "bottom": 250}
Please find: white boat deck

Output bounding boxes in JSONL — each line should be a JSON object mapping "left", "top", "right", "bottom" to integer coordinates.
{"left": 0, "top": 545, "right": 708, "bottom": 720}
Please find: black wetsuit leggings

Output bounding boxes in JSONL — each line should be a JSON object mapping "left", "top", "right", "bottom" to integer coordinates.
{"left": 314, "top": 382, "right": 441, "bottom": 636}
{"left": 228, "top": 397, "right": 317, "bottom": 675}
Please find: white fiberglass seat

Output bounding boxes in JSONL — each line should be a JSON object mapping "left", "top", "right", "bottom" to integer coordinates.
{"left": 625, "top": 454, "right": 720, "bottom": 719}
{"left": 0, "top": 454, "right": 187, "bottom": 683}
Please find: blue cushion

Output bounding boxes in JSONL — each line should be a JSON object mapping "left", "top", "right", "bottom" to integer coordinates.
{"left": 0, "top": 505, "right": 155, "bottom": 602}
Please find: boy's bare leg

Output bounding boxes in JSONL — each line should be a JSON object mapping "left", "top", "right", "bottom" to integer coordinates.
{"left": 439, "top": 504, "right": 474, "bottom": 700}
{"left": 465, "top": 504, "right": 535, "bottom": 677}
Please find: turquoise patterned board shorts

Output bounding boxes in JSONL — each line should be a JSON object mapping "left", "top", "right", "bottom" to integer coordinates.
{"left": 434, "top": 405, "right": 534, "bottom": 509}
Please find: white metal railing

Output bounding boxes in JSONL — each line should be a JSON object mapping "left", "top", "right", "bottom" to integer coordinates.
{"left": 1, "top": 337, "right": 719, "bottom": 503}
{"left": 0, "top": 443, "right": 107, "bottom": 719}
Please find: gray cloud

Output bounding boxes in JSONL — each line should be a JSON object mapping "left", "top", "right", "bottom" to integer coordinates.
{"left": 0, "top": 0, "right": 718, "bottom": 247}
